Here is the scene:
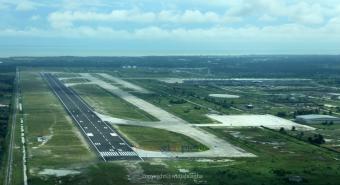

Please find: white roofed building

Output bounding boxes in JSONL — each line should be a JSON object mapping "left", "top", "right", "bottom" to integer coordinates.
{"left": 295, "top": 114, "right": 340, "bottom": 124}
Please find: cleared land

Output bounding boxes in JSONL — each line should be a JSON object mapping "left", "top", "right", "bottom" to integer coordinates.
{"left": 54, "top": 73, "right": 81, "bottom": 78}
{"left": 20, "top": 71, "right": 94, "bottom": 171}
{"left": 114, "top": 78, "right": 216, "bottom": 123}
{"left": 98, "top": 73, "right": 150, "bottom": 93}
{"left": 202, "top": 114, "right": 314, "bottom": 130}
{"left": 81, "top": 73, "right": 254, "bottom": 158}
{"left": 200, "top": 127, "right": 340, "bottom": 185}
{"left": 116, "top": 125, "right": 208, "bottom": 152}
{"left": 71, "top": 84, "right": 158, "bottom": 121}
{"left": 10, "top": 70, "right": 133, "bottom": 185}
{"left": 61, "top": 78, "right": 89, "bottom": 84}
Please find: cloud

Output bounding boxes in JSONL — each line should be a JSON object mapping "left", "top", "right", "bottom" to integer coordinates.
{"left": 3, "top": 18, "right": 340, "bottom": 42}
{"left": 48, "top": 9, "right": 241, "bottom": 29}
{"left": 15, "top": 0, "right": 37, "bottom": 11}
{"left": 47, "top": 1, "right": 335, "bottom": 28}
{"left": 1, "top": 0, "right": 340, "bottom": 55}
{"left": 202, "top": 0, "right": 331, "bottom": 25}
{"left": 30, "top": 15, "right": 40, "bottom": 21}
{"left": 259, "top": 14, "right": 276, "bottom": 22}
{"left": 48, "top": 9, "right": 156, "bottom": 28}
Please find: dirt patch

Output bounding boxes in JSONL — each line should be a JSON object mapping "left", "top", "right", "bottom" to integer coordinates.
{"left": 123, "top": 161, "right": 145, "bottom": 184}
{"left": 38, "top": 169, "right": 80, "bottom": 177}
{"left": 209, "top": 94, "right": 240, "bottom": 98}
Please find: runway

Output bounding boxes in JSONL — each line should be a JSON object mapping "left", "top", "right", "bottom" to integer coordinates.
{"left": 41, "top": 73, "right": 141, "bottom": 161}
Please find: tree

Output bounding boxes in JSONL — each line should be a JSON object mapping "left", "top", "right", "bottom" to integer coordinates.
{"left": 277, "top": 112, "right": 287, "bottom": 118}
{"left": 279, "top": 127, "right": 286, "bottom": 133}
{"left": 291, "top": 126, "right": 296, "bottom": 131}
{"left": 308, "top": 134, "right": 325, "bottom": 144}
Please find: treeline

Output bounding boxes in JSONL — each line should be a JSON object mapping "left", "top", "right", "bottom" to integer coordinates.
{"left": 2, "top": 55, "right": 340, "bottom": 77}
{"left": 0, "top": 107, "right": 10, "bottom": 159}
{"left": 0, "top": 65, "right": 14, "bottom": 168}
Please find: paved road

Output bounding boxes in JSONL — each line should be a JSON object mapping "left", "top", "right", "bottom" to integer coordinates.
{"left": 4, "top": 68, "right": 19, "bottom": 185}
{"left": 42, "top": 73, "right": 141, "bottom": 161}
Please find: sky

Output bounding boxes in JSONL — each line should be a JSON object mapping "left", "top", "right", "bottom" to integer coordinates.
{"left": 0, "top": 0, "right": 340, "bottom": 56}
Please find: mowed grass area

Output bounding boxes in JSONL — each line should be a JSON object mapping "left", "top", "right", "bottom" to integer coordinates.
{"left": 54, "top": 72, "right": 81, "bottom": 78}
{"left": 20, "top": 71, "right": 95, "bottom": 170}
{"left": 128, "top": 80, "right": 215, "bottom": 124}
{"left": 116, "top": 125, "right": 208, "bottom": 152}
{"left": 71, "top": 84, "right": 158, "bottom": 121}
{"left": 138, "top": 93, "right": 214, "bottom": 124}
{"left": 61, "top": 78, "right": 89, "bottom": 84}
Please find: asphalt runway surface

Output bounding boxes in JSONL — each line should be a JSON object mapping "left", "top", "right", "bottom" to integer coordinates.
{"left": 42, "top": 73, "right": 141, "bottom": 161}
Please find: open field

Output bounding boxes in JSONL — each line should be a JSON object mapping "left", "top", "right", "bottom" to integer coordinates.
{"left": 54, "top": 73, "right": 81, "bottom": 78}
{"left": 134, "top": 92, "right": 215, "bottom": 124}
{"left": 29, "top": 163, "right": 131, "bottom": 185}
{"left": 116, "top": 125, "right": 208, "bottom": 152}
{"left": 2, "top": 56, "right": 340, "bottom": 185}
{"left": 199, "top": 127, "right": 340, "bottom": 185}
{"left": 81, "top": 73, "right": 254, "bottom": 158}
{"left": 71, "top": 84, "right": 158, "bottom": 121}
{"left": 61, "top": 78, "right": 90, "bottom": 84}
{"left": 121, "top": 79, "right": 220, "bottom": 123}
{"left": 20, "top": 71, "right": 94, "bottom": 170}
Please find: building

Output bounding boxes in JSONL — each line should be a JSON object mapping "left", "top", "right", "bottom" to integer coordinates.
{"left": 295, "top": 114, "right": 340, "bottom": 124}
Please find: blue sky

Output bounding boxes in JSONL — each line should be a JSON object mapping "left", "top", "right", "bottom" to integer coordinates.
{"left": 0, "top": 0, "right": 340, "bottom": 56}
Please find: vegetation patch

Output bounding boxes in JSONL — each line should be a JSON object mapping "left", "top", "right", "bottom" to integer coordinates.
{"left": 61, "top": 78, "right": 90, "bottom": 84}
{"left": 72, "top": 84, "right": 158, "bottom": 121}
{"left": 117, "top": 125, "right": 208, "bottom": 152}
{"left": 21, "top": 71, "right": 94, "bottom": 168}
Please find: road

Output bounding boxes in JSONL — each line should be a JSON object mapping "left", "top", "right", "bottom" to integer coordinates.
{"left": 4, "top": 68, "right": 19, "bottom": 185}
{"left": 42, "top": 73, "right": 141, "bottom": 161}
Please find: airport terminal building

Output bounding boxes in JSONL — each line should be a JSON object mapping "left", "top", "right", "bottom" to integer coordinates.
{"left": 295, "top": 114, "right": 340, "bottom": 124}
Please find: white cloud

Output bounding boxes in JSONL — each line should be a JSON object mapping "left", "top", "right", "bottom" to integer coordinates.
{"left": 1, "top": 0, "right": 340, "bottom": 55}
{"left": 48, "top": 9, "right": 156, "bottom": 28}
{"left": 13, "top": 1, "right": 340, "bottom": 29}
{"left": 48, "top": 9, "right": 241, "bottom": 29}
{"left": 201, "top": 0, "right": 332, "bottom": 25}
{"left": 15, "top": 0, "right": 37, "bottom": 11}
{"left": 30, "top": 15, "right": 40, "bottom": 21}
{"left": 259, "top": 14, "right": 276, "bottom": 22}
{"left": 2, "top": 20, "right": 340, "bottom": 42}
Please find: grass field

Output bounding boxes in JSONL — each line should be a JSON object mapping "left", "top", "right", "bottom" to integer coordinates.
{"left": 28, "top": 162, "right": 131, "bottom": 185}
{"left": 197, "top": 127, "right": 340, "bottom": 185}
{"left": 286, "top": 123, "right": 340, "bottom": 152}
{"left": 10, "top": 68, "right": 340, "bottom": 185}
{"left": 116, "top": 125, "right": 208, "bottom": 152}
{"left": 20, "top": 71, "right": 94, "bottom": 171}
{"left": 136, "top": 127, "right": 340, "bottom": 185}
{"left": 61, "top": 78, "right": 89, "bottom": 84}
{"left": 71, "top": 84, "right": 158, "bottom": 121}
{"left": 54, "top": 73, "right": 81, "bottom": 78}
{"left": 137, "top": 94, "right": 214, "bottom": 124}
{"left": 11, "top": 70, "right": 134, "bottom": 185}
